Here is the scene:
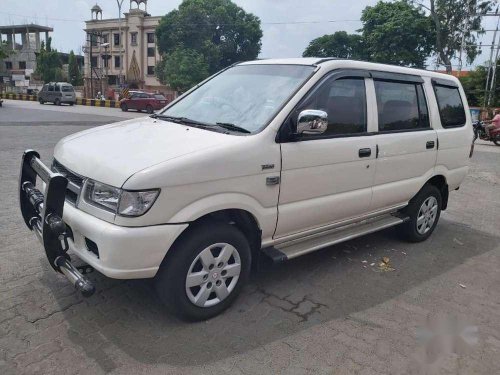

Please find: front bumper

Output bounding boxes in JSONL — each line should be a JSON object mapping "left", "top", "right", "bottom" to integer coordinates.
{"left": 19, "top": 150, "right": 188, "bottom": 295}
{"left": 63, "top": 203, "right": 188, "bottom": 279}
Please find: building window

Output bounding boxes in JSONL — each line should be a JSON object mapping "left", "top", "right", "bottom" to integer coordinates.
{"left": 102, "top": 34, "right": 109, "bottom": 44}
{"left": 5, "top": 61, "right": 13, "bottom": 70}
{"left": 103, "top": 57, "right": 109, "bottom": 68}
{"left": 91, "top": 56, "right": 98, "bottom": 67}
{"left": 131, "top": 32, "right": 138, "bottom": 45}
{"left": 147, "top": 33, "right": 155, "bottom": 43}
{"left": 114, "top": 56, "right": 121, "bottom": 68}
{"left": 18, "top": 61, "right": 27, "bottom": 69}
{"left": 147, "top": 65, "right": 155, "bottom": 75}
{"left": 90, "top": 34, "right": 98, "bottom": 47}
{"left": 114, "top": 33, "right": 120, "bottom": 46}
{"left": 147, "top": 47, "right": 155, "bottom": 57}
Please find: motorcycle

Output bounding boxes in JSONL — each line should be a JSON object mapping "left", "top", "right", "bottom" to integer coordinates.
{"left": 473, "top": 120, "right": 500, "bottom": 146}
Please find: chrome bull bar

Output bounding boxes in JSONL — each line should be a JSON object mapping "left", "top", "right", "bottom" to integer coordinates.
{"left": 19, "top": 150, "right": 95, "bottom": 297}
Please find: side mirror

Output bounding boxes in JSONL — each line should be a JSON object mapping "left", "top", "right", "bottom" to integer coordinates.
{"left": 296, "top": 109, "right": 328, "bottom": 135}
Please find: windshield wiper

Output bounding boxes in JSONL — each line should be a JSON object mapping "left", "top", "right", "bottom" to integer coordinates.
{"left": 215, "top": 122, "right": 251, "bottom": 134}
{"left": 152, "top": 114, "right": 212, "bottom": 128}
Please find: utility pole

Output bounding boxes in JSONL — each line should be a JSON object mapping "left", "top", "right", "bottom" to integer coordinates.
{"left": 484, "top": 6, "right": 500, "bottom": 108}
{"left": 116, "top": 0, "right": 125, "bottom": 88}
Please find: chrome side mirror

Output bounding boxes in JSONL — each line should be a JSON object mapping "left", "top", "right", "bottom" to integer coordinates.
{"left": 297, "top": 109, "right": 328, "bottom": 135}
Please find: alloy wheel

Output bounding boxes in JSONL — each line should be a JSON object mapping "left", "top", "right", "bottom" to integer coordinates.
{"left": 416, "top": 196, "right": 438, "bottom": 235}
{"left": 185, "top": 243, "right": 241, "bottom": 308}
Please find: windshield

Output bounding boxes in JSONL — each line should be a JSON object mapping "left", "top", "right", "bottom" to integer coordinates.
{"left": 160, "top": 64, "right": 315, "bottom": 133}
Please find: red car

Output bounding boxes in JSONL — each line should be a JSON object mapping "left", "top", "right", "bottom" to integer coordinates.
{"left": 120, "top": 91, "right": 168, "bottom": 113}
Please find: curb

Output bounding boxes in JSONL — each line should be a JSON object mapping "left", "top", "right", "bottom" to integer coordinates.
{"left": 0, "top": 94, "right": 120, "bottom": 108}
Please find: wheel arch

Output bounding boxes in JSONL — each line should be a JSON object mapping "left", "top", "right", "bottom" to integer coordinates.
{"left": 159, "top": 208, "right": 262, "bottom": 271}
{"left": 424, "top": 175, "right": 449, "bottom": 210}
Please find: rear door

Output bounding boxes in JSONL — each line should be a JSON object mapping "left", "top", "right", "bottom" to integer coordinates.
{"left": 369, "top": 73, "right": 438, "bottom": 212}
{"left": 275, "top": 71, "right": 377, "bottom": 238}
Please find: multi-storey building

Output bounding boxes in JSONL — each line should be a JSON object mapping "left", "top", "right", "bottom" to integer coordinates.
{"left": 0, "top": 24, "right": 53, "bottom": 94}
{"left": 84, "top": 0, "right": 173, "bottom": 99}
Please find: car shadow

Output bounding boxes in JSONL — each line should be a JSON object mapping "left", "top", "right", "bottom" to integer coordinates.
{"left": 41, "top": 217, "right": 499, "bottom": 371}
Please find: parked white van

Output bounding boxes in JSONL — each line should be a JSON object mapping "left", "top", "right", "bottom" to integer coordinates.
{"left": 19, "top": 58, "right": 473, "bottom": 320}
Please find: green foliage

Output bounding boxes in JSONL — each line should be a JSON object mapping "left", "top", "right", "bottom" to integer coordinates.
{"left": 361, "top": 1, "right": 435, "bottom": 68}
{"left": 155, "top": 48, "right": 209, "bottom": 93}
{"left": 303, "top": 31, "right": 367, "bottom": 59}
{"left": 35, "top": 37, "right": 63, "bottom": 83}
{"left": 155, "top": 0, "right": 262, "bottom": 90}
{"left": 68, "top": 50, "right": 83, "bottom": 86}
{"left": 0, "top": 41, "right": 10, "bottom": 59}
{"left": 459, "top": 63, "right": 500, "bottom": 107}
{"left": 412, "top": 0, "right": 494, "bottom": 72}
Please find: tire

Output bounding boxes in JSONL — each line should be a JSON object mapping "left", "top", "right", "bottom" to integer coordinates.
{"left": 155, "top": 221, "right": 251, "bottom": 321}
{"left": 399, "top": 184, "right": 442, "bottom": 242}
{"left": 54, "top": 98, "right": 61, "bottom": 106}
{"left": 69, "top": 102, "right": 74, "bottom": 106}
{"left": 121, "top": 103, "right": 128, "bottom": 112}
{"left": 146, "top": 105, "right": 154, "bottom": 114}
{"left": 39, "top": 98, "right": 44, "bottom": 105}
{"left": 494, "top": 139, "right": 500, "bottom": 146}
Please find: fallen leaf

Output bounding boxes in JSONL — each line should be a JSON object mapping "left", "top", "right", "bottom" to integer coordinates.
{"left": 361, "top": 260, "right": 368, "bottom": 263}
{"left": 459, "top": 283, "right": 467, "bottom": 289}
{"left": 454, "top": 238, "right": 464, "bottom": 246}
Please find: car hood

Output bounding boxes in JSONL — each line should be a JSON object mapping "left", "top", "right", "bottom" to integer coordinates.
{"left": 54, "top": 117, "right": 234, "bottom": 187}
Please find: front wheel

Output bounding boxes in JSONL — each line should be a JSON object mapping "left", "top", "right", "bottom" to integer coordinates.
{"left": 155, "top": 222, "right": 251, "bottom": 321}
{"left": 54, "top": 98, "right": 61, "bottom": 106}
{"left": 494, "top": 139, "right": 500, "bottom": 146}
{"left": 146, "top": 105, "right": 154, "bottom": 114}
{"left": 121, "top": 103, "right": 128, "bottom": 112}
{"left": 39, "top": 98, "right": 44, "bottom": 104}
{"left": 399, "top": 184, "right": 442, "bottom": 242}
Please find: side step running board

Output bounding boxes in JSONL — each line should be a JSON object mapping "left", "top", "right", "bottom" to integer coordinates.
{"left": 263, "top": 214, "right": 408, "bottom": 263}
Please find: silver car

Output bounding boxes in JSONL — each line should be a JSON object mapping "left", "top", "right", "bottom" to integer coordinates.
{"left": 38, "top": 82, "right": 76, "bottom": 106}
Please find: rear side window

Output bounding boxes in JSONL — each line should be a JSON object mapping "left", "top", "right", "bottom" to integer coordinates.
{"left": 61, "top": 85, "right": 74, "bottom": 92}
{"left": 154, "top": 94, "right": 166, "bottom": 100}
{"left": 433, "top": 85, "right": 466, "bottom": 128}
{"left": 375, "top": 80, "right": 430, "bottom": 131}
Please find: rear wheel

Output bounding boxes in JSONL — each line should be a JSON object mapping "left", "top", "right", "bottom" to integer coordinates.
{"left": 146, "top": 105, "right": 154, "bottom": 114}
{"left": 39, "top": 98, "right": 44, "bottom": 104}
{"left": 399, "top": 184, "right": 442, "bottom": 242}
{"left": 69, "top": 102, "right": 74, "bottom": 106}
{"left": 155, "top": 222, "right": 251, "bottom": 321}
{"left": 121, "top": 103, "right": 128, "bottom": 112}
{"left": 494, "top": 139, "right": 500, "bottom": 146}
{"left": 54, "top": 98, "right": 61, "bottom": 106}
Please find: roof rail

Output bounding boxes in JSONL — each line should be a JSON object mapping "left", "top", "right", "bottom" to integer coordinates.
{"left": 313, "top": 58, "right": 339, "bottom": 65}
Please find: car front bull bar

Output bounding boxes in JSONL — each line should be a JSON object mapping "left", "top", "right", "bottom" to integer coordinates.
{"left": 19, "top": 150, "right": 95, "bottom": 297}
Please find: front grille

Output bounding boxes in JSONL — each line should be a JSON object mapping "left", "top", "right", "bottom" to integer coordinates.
{"left": 51, "top": 159, "right": 85, "bottom": 204}
{"left": 52, "top": 159, "right": 84, "bottom": 186}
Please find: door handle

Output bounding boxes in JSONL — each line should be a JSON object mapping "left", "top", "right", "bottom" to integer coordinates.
{"left": 426, "top": 141, "right": 435, "bottom": 149}
{"left": 358, "top": 148, "right": 372, "bottom": 158}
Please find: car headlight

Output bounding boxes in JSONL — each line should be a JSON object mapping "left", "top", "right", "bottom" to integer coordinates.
{"left": 83, "top": 180, "right": 159, "bottom": 217}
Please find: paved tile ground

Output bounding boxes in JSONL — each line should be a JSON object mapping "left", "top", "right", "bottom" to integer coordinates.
{"left": 0, "top": 114, "right": 499, "bottom": 374}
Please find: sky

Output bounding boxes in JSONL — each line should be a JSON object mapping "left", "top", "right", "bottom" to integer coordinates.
{"left": 0, "top": 0, "right": 499, "bottom": 70}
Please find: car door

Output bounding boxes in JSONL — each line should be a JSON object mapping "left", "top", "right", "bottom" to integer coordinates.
{"left": 128, "top": 93, "right": 140, "bottom": 110}
{"left": 369, "top": 73, "right": 438, "bottom": 212}
{"left": 47, "top": 84, "right": 55, "bottom": 102}
{"left": 275, "top": 71, "right": 377, "bottom": 239}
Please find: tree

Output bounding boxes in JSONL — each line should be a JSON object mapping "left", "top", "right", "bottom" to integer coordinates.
{"left": 68, "top": 50, "right": 83, "bottom": 86}
{"left": 303, "top": 31, "right": 366, "bottom": 59}
{"left": 35, "top": 37, "right": 63, "bottom": 83}
{"left": 361, "top": 1, "right": 435, "bottom": 68}
{"left": 459, "top": 62, "right": 500, "bottom": 107}
{"left": 156, "top": 0, "right": 262, "bottom": 88}
{"left": 155, "top": 48, "right": 209, "bottom": 93}
{"left": 0, "top": 41, "right": 10, "bottom": 59}
{"left": 412, "top": 0, "right": 494, "bottom": 73}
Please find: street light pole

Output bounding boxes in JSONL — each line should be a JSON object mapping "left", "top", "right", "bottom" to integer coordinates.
{"left": 116, "top": 0, "right": 125, "bottom": 88}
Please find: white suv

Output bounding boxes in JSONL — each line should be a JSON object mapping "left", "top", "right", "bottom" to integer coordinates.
{"left": 19, "top": 58, "right": 473, "bottom": 320}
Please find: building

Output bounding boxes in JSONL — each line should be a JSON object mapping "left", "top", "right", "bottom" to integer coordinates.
{"left": 0, "top": 24, "right": 53, "bottom": 94}
{"left": 84, "top": 0, "right": 173, "bottom": 99}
